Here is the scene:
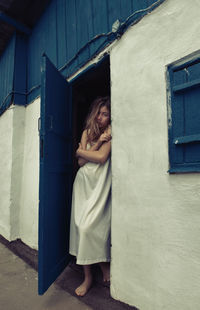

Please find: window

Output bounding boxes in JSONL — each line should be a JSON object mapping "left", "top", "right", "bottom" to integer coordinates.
{"left": 167, "top": 52, "right": 200, "bottom": 173}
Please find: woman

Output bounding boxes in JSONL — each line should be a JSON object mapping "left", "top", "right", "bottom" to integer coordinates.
{"left": 69, "top": 96, "right": 112, "bottom": 296}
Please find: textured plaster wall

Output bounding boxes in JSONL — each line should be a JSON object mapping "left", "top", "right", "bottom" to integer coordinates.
{"left": 110, "top": 0, "right": 200, "bottom": 309}
{"left": 0, "top": 100, "right": 39, "bottom": 249}
{"left": 10, "top": 106, "right": 26, "bottom": 240}
{"left": 0, "top": 107, "right": 13, "bottom": 239}
{"left": 20, "top": 98, "right": 40, "bottom": 249}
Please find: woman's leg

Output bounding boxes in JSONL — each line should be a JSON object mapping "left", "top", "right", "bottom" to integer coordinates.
{"left": 99, "top": 262, "right": 110, "bottom": 282}
{"left": 75, "top": 265, "right": 93, "bottom": 296}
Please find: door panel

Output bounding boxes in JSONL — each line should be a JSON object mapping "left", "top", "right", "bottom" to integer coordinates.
{"left": 38, "top": 55, "right": 72, "bottom": 295}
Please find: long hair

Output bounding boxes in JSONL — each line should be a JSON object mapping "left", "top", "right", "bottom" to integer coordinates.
{"left": 85, "top": 96, "right": 110, "bottom": 143}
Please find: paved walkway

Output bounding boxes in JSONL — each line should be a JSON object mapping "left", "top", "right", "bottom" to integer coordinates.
{"left": 0, "top": 242, "right": 92, "bottom": 310}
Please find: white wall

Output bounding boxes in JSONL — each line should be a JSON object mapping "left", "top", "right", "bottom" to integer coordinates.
{"left": 110, "top": 0, "right": 200, "bottom": 309}
{"left": 10, "top": 106, "right": 26, "bottom": 240}
{"left": 0, "top": 99, "right": 40, "bottom": 249}
{"left": 19, "top": 98, "right": 40, "bottom": 249}
{"left": 0, "top": 107, "right": 13, "bottom": 240}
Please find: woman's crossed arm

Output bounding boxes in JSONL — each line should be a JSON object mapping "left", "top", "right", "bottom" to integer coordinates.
{"left": 77, "top": 129, "right": 111, "bottom": 166}
{"left": 77, "top": 140, "right": 111, "bottom": 165}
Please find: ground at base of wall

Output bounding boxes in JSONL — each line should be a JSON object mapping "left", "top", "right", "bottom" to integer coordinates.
{"left": 0, "top": 235, "right": 38, "bottom": 270}
{"left": 56, "top": 261, "right": 137, "bottom": 310}
{"left": 0, "top": 234, "right": 137, "bottom": 310}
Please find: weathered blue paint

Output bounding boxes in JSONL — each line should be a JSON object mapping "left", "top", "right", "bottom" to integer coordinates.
{"left": 132, "top": 0, "right": 147, "bottom": 16}
{"left": 120, "top": 0, "right": 132, "bottom": 21}
{"left": 173, "top": 78, "right": 200, "bottom": 93}
{"left": 56, "top": 0, "right": 67, "bottom": 72}
{"left": 107, "top": 0, "right": 121, "bottom": 31}
{"left": 167, "top": 53, "right": 200, "bottom": 173}
{"left": 76, "top": 0, "right": 91, "bottom": 65}
{"left": 0, "top": 0, "right": 165, "bottom": 112}
{"left": 27, "top": 0, "right": 164, "bottom": 103}
{"left": 0, "top": 35, "right": 15, "bottom": 114}
{"left": 173, "top": 134, "right": 200, "bottom": 145}
{"left": 13, "top": 34, "right": 27, "bottom": 106}
{"left": 65, "top": 0, "right": 78, "bottom": 75}
{"left": 168, "top": 165, "right": 200, "bottom": 173}
{"left": 39, "top": 52, "right": 110, "bottom": 293}
{"left": 38, "top": 55, "right": 72, "bottom": 295}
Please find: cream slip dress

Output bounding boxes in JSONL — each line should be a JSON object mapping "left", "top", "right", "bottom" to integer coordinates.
{"left": 69, "top": 143, "right": 111, "bottom": 265}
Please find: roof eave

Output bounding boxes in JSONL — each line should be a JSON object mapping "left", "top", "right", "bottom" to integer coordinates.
{"left": 0, "top": 11, "right": 31, "bottom": 35}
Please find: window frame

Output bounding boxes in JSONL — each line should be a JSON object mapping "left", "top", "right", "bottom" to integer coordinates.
{"left": 167, "top": 51, "right": 200, "bottom": 173}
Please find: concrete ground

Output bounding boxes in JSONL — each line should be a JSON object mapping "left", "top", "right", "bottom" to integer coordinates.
{"left": 0, "top": 242, "right": 92, "bottom": 310}
{"left": 0, "top": 237, "right": 137, "bottom": 310}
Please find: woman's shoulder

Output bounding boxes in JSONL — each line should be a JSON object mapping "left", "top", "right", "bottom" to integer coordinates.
{"left": 81, "top": 129, "right": 89, "bottom": 141}
{"left": 82, "top": 129, "right": 88, "bottom": 135}
{"left": 83, "top": 128, "right": 92, "bottom": 138}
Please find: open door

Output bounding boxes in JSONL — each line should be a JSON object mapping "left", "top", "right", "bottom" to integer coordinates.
{"left": 38, "top": 55, "right": 72, "bottom": 295}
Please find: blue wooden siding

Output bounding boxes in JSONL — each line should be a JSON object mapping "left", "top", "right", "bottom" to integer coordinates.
{"left": 13, "top": 34, "right": 27, "bottom": 106}
{"left": 0, "top": 0, "right": 165, "bottom": 109}
{"left": 27, "top": 0, "right": 163, "bottom": 103}
{"left": 0, "top": 35, "right": 15, "bottom": 114}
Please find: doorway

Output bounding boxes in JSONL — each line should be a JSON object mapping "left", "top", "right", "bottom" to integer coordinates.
{"left": 67, "top": 55, "right": 111, "bottom": 287}
{"left": 38, "top": 54, "right": 110, "bottom": 295}
{"left": 71, "top": 55, "right": 110, "bottom": 178}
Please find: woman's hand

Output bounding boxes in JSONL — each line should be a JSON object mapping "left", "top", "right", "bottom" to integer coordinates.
{"left": 76, "top": 127, "right": 112, "bottom": 166}
{"left": 99, "top": 131, "right": 112, "bottom": 143}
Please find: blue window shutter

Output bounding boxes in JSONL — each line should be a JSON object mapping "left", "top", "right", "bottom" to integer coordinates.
{"left": 171, "top": 92, "right": 185, "bottom": 164}
{"left": 168, "top": 68, "right": 186, "bottom": 167}
{"left": 38, "top": 55, "right": 72, "bottom": 295}
{"left": 184, "top": 87, "right": 200, "bottom": 162}
{"left": 168, "top": 53, "right": 200, "bottom": 173}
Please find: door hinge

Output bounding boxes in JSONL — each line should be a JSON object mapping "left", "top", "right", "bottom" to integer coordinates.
{"left": 38, "top": 117, "right": 41, "bottom": 132}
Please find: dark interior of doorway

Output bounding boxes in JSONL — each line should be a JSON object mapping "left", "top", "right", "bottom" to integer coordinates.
{"left": 71, "top": 56, "right": 110, "bottom": 178}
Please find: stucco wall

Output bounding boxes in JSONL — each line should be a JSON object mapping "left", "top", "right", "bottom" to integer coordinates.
{"left": 0, "top": 107, "right": 13, "bottom": 240}
{"left": 10, "top": 106, "right": 26, "bottom": 240}
{"left": 0, "top": 105, "right": 26, "bottom": 241}
{"left": 0, "top": 100, "right": 39, "bottom": 249}
{"left": 110, "top": 0, "right": 200, "bottom": 309}
{"left": 19, "top": 98, "right": 40, "bottom": 249}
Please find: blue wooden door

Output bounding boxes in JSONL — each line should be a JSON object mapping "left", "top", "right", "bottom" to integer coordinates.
{"left": 38, "top": 55, "right": 72, "bottom": 295}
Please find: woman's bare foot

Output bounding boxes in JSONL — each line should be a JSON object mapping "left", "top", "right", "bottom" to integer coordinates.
{"left": 99, "top": 262, "right": 110, "bottom": 282}
{"left": 75, "top": 277, "right": 93, "bottom": 296}
{"left": 75, "top": 265, "right": 93, "bottom": 296}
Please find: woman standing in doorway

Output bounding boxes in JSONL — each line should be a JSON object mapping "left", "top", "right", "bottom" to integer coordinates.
{"left": 69, "top": 96, "right": 112, "bottom": 296}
